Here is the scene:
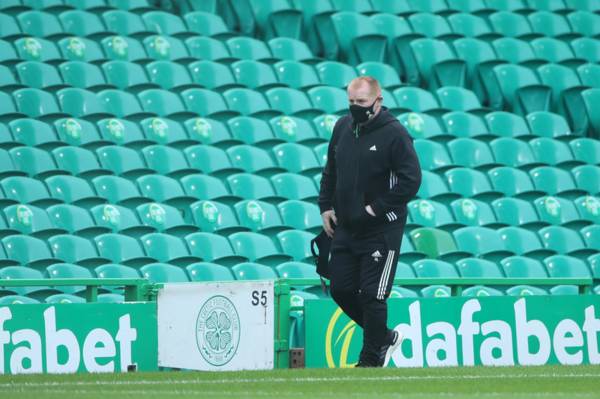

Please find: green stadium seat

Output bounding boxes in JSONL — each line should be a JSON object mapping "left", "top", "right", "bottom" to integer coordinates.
{"left": 589, "top": 253, "right": 600, "bottom": 278}
{"left": 4, "top": 204, "right": 64, "bottom": 238}
{"left": 566, "top": 0, "right": 600, "bottom": 11}
{"left": 92, "top": 175, "right": 148, "bottom": 208}
{"left": 276, "top": 261, "right": 318, "bottom": 281}
{"left": 189, "top": 200, "right": 242, "bottom": 235}
{"left": 493, "top": 64, "right": 551, "bottom": 115}
{"left": 409, "top": 227, "right": 467, "bottom": 262}
{"left": 528, "top": 166, "right": 582, "bottom": 198}
{"left": 450, "top": 198, "right": 500, "bottom": 227}
{"left": 57, "top": 87, "right": 112, "bottom": 119}
{"left": 227, "top": 116, "right": 279, "bottom": 148}
{"left": 315, "top": 61, "right": 357, "bottom": 89}
{"left": 229, "top": 231, "right": 291, "bottom": 266}
{"left": 312, "top": 114, "right": 339, "bottom": 141}
{"left": 488, "top": 166, "right": 544, "bottom": 200}
{"left": 9, "top": 147, "right": 61, "bottom": 178}
{"left": 140, "top": 262, "right": 189, "bottom": 283}
{"left": 53, "top": 118, "right": 108, "bottom": 150}
{"left": 268, "top": 37, "right": 319, "bottom": 63}
{"left": 9, "top": 118, "right": 63, "bottom": 150}
{"left": 389, "top": 287, "right": 419, "bottom": 298}
{"left": 398, "top": 112, "right": 447, "bottom": 140}
{"left": 485, "top": 0, "right": 530, "bottom": 11}
{"left": 45, "top": 294, "right": 86, "bottom": 304}
{"left": 185, "top": 232, "right": 247, "bottom": 266}
{"left": 98, "top": 89, "right": 151, "bottom": 119}
{"left": 445, "top": 167, "right": 502, "bottom": 201}
{"left": 533, "top": 38, "right": 580, "bottom": 66}
{"left": 96, "top": 293, "right": 125, "bottom": 303}
{"left": 492, "top": 197, "right": 544, "bottom": 228}
{"left": 581, "top": 225, "right": 600, "bottom": 251}
{"left": 108, "top": 0, "right": 155, "bottom": 12}
{"left": 394, "top": 261, "right": 416, "bottom": 279}
{"left": 138, "top": 89, "right": 192, "bottom": 119}
{"left": 184, "top": 145, "right": 241, "bottom": 178}
{"left": 16, "top": 61, "right": 64, "bottom": 91}
{"left": 136, "top": 202, "right": 198, "bottom": 237}
{"left": 188, "top": 61, "right": 237, "bottom": 92}
{"left": 184, "top": 117, "right": 237, "bottom": 147}
{"left": 145, "top": 60, "right": 194, "bottom": 91}
{"left": 356, "top": 62, "right": 402, "bottom": 90}
{"left": 572, "top": 165, "right": 600, "bottom": 195}
{"left": 568, "top": 10, "right": 600, "bottom": 37}
{"left": 47, "top": 203, "right": 109, "bottom": 238}
{"left": 545, "top": 254, "right": 592, "bottom": 279}
{"left": 571, "top": 38, "right": 600, "bottom": 64}
{"left": 0, "top": 40, "right": 18, "bottom": 66}
{"left": 45, "top": 175, "right": 105, "bottom": 208}
{"left": 407, "top": 199, "right": 461, "bottom": 230}
{"left": 185, "top": 36, "right": 232, "bottom": 61}
{"left": 0, "top": 266, "right": 52, "bottom": 298}
{"left": 140, "top": 117, "right": 195, "bottom": 148}
{"left": 17, "top": 10, "right": 64, "bottom": 38}
{"left": 462, "top": 286, "right": 504, "bottom": 297}
{"left": 413, "top": 140, "right": 452, "bottom": 172}
{"left": 273, "top": 60, "right": 320, "bottom": 90}
{"left": 226, "top": 37, "right": 274, "bottom": 61}
{"left": 266, "top": 87, "right": 320, "bottom": 117}
{"left": 181, "top": 174, "right": 238, "bottom": 204}
{"left": 394, "top": 87, "right": 442, "bottom": 113}
{"left": 277, "top": 230, "right": 315, "bottom": 262}
{"left": 101, "top": 36, "right": 148, "bottom": 62}
{"left": 102, "top": 10, "right": 150, "bottom": 37}
{"left": 143, "top": 35, "right": 189, "bottom": 61}
{"left": 234, "top": 199, "right": 287, "bottom": 236}
{"left": 408, "top": 13, "right": 455, "bottom": 39}
{"left": 529, "top": 137, "right": 576, "bottom": 168}
{"left": 227, "top": 173, "right": 281, "bottom": 202}
{"left": 457, "top": 257, "right": 504, "bottom": 278}
{"left": 272, "top": 143, "right": 321, "bottom": 176}
{"left": 13, "top": 88, "right": 65, "bottom": 120}
{"left": 48, "top": 234, "right": 110, "bottom": 268}
{"left": 184, "top": 11, "right": 232, "bottom": 39}
{"left": 539, "top": 225, "right": 594, "bottom": 258}
{"left": 227, "top": 145, "right": 283, "bottom": 177}
{"left": 582, "top": 88, "right": 600, "bottom": 138}
{"left": 330, "top": 11, "right": 387, "bottom": 64}
{"left": 141, "top": 145, "right": 194, "bottom": 178}
{"left": 136, "top": 174, "right": 195, "bottom": 212}
{"left": 13, "top": 37, "right": 61, "bottom": 63}
{"left": 2, "top": 235, "right": 60, "bottom": 269}
{"left": 102, "top": 60, "right": 153, "bottom": 92}
{"left": 1, "top": 176, "right": 59, "bottom": 207}
{"left": 57, "top": 37, "right": 105, "bottom": 63}
{"left": 142, "top": 10, "right": 187, "bottom": 37}
{"left": 231, "top": 60, "right": 280, "bottom": 91}
{"left": 501, "top": 255, "right": 548, "bottom": 278}
{"left": 95, "top": 233, "right": 155, "bottom": 267}
{"left": 453, "top": 226, "right": 513, "bottom": 261}
{"left": 528, "top": 10, "right": 574, "bottom": 39}
{"left": 52, "top": 146, "right": 108, "bottom": 179}
{"left": 420, "top": 285, "right": 451, "bottom": 298}
{"left": 278, "top": 200, "right": 321, "bottom": 233}
{"left": 485, "top": 111, "right": 531, "bottom": 139}
{"left": 443, "top": 112, "right": 491, "bottom": 140}
{"left": 330, "top": 0, "right": 374, "bottom": 12}
{"left": 140, "top": 233, "right": 201, "bottom": 266}
{"left": 447, "top": 138, "right": 497, "bottom": 169}
{"left": 232, "top": 262, "right": 279, "bottom": 280}
{"left": 578, "top": 64, "right": 600, "bottom": 89}
{"left": 307, "top": 86, "right": 348, "bottom": 115}
{"left": 369, "top": 0, "right": 412, "bottom": 14}
{"left": 0, "top": 13, "right": 22, "bottom": 39}
{"left": 574, "top": 195, "right": 600, "bottom": 224}
{"left": 452, "top": 38, "right": 501, "bottom": 105}
{"left": 489, "top": 11, "right": 537, "bottom": 39}
{"left": 271, "top": 173, "right": 319, "bottom": 201}
{"left": 410, "top": 38, "right": 466, "bottom": 90}
{"left": 223, "top": 88, "right": 279, "bottom": 118}
{"left": 416, "top": 171, "right": 459, "bottom": 204}
{"left": 436, "top": 87, "right": 484, "bottom": 112}
{"left": 96, "top": 145, "right": 152, "bottom": 179}
{"left": 448, "top": 13, "right": 498, "bottom": 40}
{"left": 187, "top": 262, "right": 235, "bottom": 282}
{"left": 269, "top": 116, "right": 322, "bottom": 145}
{"left": 494, "top": 37, "right": 543, "bottom": 66}
{"left": 181, "top": 88, "right": 238, "bottom": 120}
{"left": 527, "top": 111, "right": 574, "bottom": 140}
{"left": 60, "top": 10, "right": 108, "bottom": 38}
{"left": 489, "top": 137, "right": 537, "bottom": 169}
{"left": 413, "top": 259, "right": 459, "bottom": 278}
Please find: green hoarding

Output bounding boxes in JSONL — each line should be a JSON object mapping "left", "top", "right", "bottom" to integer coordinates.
{"left": 305, "top": 296, "right": 600, "bottom": 368}
{"left": 0, "top": 303, "right": 157, "bottom": 374}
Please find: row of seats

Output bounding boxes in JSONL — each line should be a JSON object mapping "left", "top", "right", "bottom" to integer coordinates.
{"left": 2, "top": 193, "right": 597, "bottom": 241}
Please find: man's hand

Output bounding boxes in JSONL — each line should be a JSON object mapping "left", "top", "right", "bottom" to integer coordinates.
{"left": 365, "top": 205, "right": 376, "bottom": 217}
{"left": 321, "top": 210, "right": 337, "bottom": 238}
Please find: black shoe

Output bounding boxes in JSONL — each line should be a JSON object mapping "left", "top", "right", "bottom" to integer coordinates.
{"left": 379, "top": 329, "right": 403, "bottom": 367}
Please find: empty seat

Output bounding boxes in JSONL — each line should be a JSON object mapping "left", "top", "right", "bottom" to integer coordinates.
{"left": 528, "top": 137, "right": 576, "bottom": 167}
{"left": 92, "top": 175, "right": 148, "bottom": 208}
{"left": 232, "top": 262, "right": 279, "bottom": 280}
{"left": 184, "top": 145, "right": 241, "bottom": 178}
{"left": 10, "top": 118, "right": 62, "bottom": 150}
{"left": 572, "top": 165, "right": 600, "bottom": 195}
{"left": 47, "top": 203, "right": 109, "bottom": 238}
{"left": 57, "top": 37, "right": 105, "bottom": 63}
{"left": 270, "top": 173, "right": 319, "bottom": 201}
{"left": 539, "top": 225, "right": 594, "bottom": 258}
{"left": 48, "top": 234, "right": 110, "bottom": 267}
{"left": 529, "top": 166, "right": 584, "bottom": 197}
{"left": 190, "top": 200, "right": 242, "bottom": 235}
{"left": 186, "top": 262, "right": 235, "bottom": 282}
{"left": 1, "top": 176, "right": 59, "bottom": 207}
{"left": 91, "top": 203, "right": 154, "bottom": 237}
{"left": 234, "top": 199, "right": 287, "bottom": 236}
{"left": 276, "top": 230, "right": 315, "bottom": 262}
{"left": 95, "top": 233, "right": 155, "bottom": 267}
{"left": 143, "top": 35, "right": 189, "bottom": 61}
{"left": 450, "top": 198, "right": 499, "bottom": 227}
{"left": 574, "top": 195, "right": 600, "bottom": 224}
{"left": 445, "top": 168, "right": 501, "bottom": 201}
{"left": 140, "top": 262, "right": 189, "bottom": 283}
{"left": 52, "top": 146, "right": 108, "bottom": 179}
{"left": 488, "top": 166, "right": 544, "bottom": 199}
{"left": 492, "top": 197, "right": 543, "bottom": 228}
{"left": 2, "top": 235, "right": 59, "bottom": 269}
{"left": 499, "top": 226, "right": 554, "bottom": 259}
{"left": 413, "top": 259, "right": 459, "bottom": 278}
{"left": 228, "top": 231, "right": 291, "bottom": 266}
{"left": 278, "top": 200, "right": 321, "bottom": 232}
{"left": 140, "top": 233, "right": 201, "bottom": 266}
{"left": 501, "top": 256, "right": 548, "bottom": 278}
{"left": 4, "top": 204, "right": 64, "bottom": 238}
{"left": 456, "top": 257, "right": 505, "bottom": 278}
{"left": 453, "top": 226, "right": 513, "bottom": 261}
{"left": 9, "top": 146, "right": 61, "bottom": 178}
{"left": 185, "top": 232, "right": 247, "bottom": 266}
{"left": 45, "top": 175, "right": 105, "bottom": 208}
{"left": 136, "top": 202, "right": 198, "bottom": 237}
{"left": 96, "top": 145, "right": 153, "bottom": 179}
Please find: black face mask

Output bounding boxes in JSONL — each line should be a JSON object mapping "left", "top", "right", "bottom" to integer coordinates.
{"left": 349, "top": 99, "right": 378, "bottom": 124}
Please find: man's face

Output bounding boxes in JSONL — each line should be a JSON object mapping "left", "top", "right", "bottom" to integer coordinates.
{"left": 347, "top": 82, "right": 381, "bottom": 113}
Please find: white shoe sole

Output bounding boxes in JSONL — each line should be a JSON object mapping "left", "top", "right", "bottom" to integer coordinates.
{"left": 383, "top": 331, "right": 403, "bottom": 368}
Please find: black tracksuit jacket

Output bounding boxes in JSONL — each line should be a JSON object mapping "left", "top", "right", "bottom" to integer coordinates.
{"left": 318, "top": 108, "right": 422, "bottom": 236}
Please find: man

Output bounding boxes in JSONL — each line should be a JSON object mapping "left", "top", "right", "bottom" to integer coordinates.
{"left": 318, "top": 76, "right": 422, "bottom": 367}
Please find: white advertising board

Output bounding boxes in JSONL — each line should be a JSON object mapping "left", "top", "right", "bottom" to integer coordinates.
{"left": 157, "top": 281, "right": 274, "bottom": 371}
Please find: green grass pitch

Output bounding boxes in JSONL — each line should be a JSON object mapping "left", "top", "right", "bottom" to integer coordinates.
{"left": 1, "top": 365, "right": 599, "bottom": 399}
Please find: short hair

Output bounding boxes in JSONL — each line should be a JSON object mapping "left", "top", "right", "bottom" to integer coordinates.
{"left": 348, "top": 76, "right": 381, "bottom": 96}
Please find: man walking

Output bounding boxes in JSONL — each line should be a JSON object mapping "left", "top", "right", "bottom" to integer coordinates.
{"left": 318, "top": 77, "right": 422, "bottom": 367}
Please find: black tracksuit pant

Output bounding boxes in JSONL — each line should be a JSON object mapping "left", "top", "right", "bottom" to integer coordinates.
{"left": 328, "top": 226, "right": 403, "bottom": 364}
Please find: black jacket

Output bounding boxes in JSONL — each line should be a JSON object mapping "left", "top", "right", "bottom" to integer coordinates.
{"left": 318, "top": 108, "right": 422, "bottom": 236}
